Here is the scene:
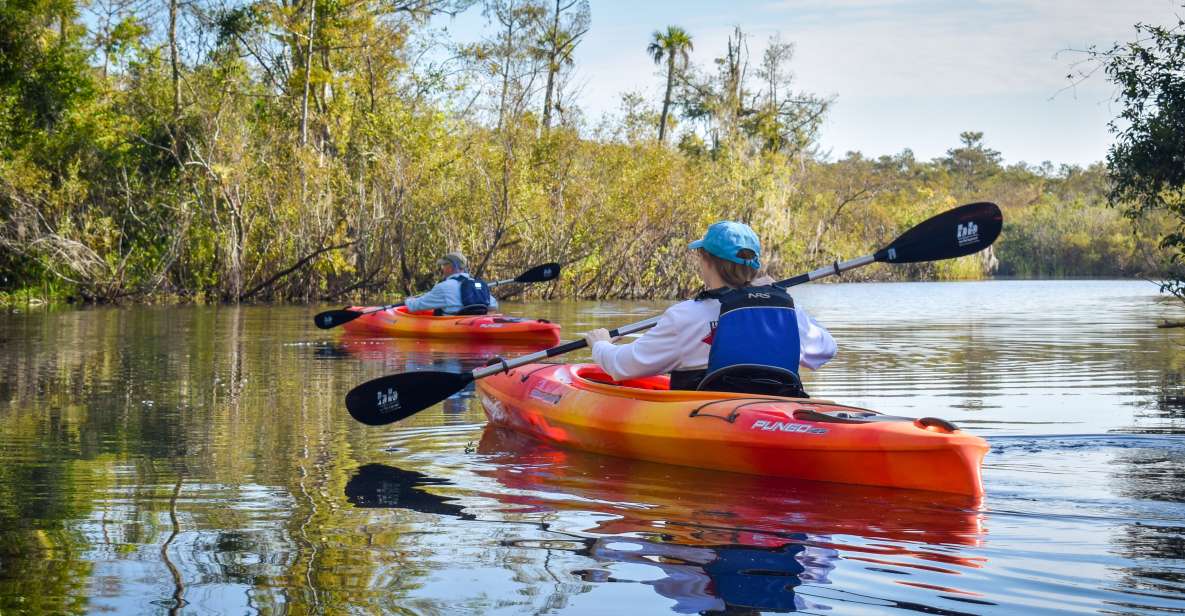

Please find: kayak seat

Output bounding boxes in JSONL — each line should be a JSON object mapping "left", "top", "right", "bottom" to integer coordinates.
{"left": 576, "top": 366, "right": 671, "bottom": 390}
{"left": 457, "top": 304, "right": 490, "bottom": 315}
{"left": 697, "top": 364, "right": 808, "bottom": 399}
{"left": 434, "top": 304, "right": 490, "bottom": 316}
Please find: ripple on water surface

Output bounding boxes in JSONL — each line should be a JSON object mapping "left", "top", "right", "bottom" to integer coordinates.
{"left": 0, "top": 280, "right": 1183, "bottom": 614}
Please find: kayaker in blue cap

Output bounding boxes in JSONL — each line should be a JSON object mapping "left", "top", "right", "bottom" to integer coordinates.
{"left": 405, "top": 252, "right": 499, "bottom": 315}
{"left": 583, "top": 221, "right": 835, "bottom": 394}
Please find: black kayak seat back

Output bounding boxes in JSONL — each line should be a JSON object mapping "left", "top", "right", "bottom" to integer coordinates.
{"left": 433, "top": 304, "right": 490, "bottom": 316}
{"left": 696, "top": 364, "right": 809, "bottom": 399}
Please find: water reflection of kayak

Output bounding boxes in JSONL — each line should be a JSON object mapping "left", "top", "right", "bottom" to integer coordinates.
{"left": 477, "top": 363, "right": 990, "bottom": 495}
{"left": 340, "top": 305, "right": 561, "bottom": 344}
{"left": 332, "top": 333, "right": 551, "bottom": 364}
{"left": 476, "top": 428, "right": 988, "bottom": 613}
{"left": 475, "top": 427, "right": 985, "bottom": 551}
{"left": 343, "top": 432, "right": 987, "bottom": 614}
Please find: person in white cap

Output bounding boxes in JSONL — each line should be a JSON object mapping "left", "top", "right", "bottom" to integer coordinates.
{"left": 583, "top": 221, "right": 835, "bottom": 392}
{"left": 405, "top": 252, "right": 499, "bottom": 315}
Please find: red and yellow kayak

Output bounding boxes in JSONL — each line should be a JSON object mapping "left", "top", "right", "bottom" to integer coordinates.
{"left": 476, "top": 363, "right": 989, "bottom": 496}
{"left": 341, "top": 306, "right": 561, "bottom": 344}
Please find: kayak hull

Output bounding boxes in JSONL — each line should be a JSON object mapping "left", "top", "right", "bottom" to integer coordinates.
{"left": 476, "top": 363, "right": 989, "bottom": 496}
{"left": 340, "top": 306, "right": 561, "bottom": 343}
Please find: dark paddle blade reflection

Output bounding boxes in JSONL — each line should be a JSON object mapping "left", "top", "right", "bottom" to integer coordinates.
{"left": 345, "top": 463, "right": 474, "bottom": 519}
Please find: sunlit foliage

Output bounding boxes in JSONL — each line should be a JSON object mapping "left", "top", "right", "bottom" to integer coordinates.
{"left": 0, "top": 2, "right": 1172, "bottom": 305}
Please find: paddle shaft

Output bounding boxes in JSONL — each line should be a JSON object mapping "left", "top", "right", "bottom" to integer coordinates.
{"left": 470, "top": 252, "right": 876, "bottom": 380}
{"left": 780, "top": 255, "right": 876, "bottom": 287}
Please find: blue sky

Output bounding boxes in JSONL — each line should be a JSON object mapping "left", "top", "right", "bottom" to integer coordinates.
{"left": 436, "top": 0, "right": 1183, "bottom": 166}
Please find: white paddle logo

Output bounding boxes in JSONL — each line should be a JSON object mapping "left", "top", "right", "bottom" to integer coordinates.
{"left": 376, "top": 388, "right": 401, "bottom": 413}
{"left": 957, "top": 222, "right": 979, "bottom": 247}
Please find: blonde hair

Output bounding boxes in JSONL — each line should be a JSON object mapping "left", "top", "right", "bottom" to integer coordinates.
{"left": 698, "top": 249, "right": 759, "bottom": 288}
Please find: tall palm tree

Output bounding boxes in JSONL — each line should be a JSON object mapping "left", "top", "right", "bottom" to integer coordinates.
{"left": 647, "top": 26, "right": 693, "bottom": 143}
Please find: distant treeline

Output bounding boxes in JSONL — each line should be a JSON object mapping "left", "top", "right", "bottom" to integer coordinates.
{"left": 0, "top": 1, "right": 1172, "bottom": 304}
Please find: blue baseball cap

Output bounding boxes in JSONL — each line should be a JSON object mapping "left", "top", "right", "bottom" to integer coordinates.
{"left": 687, "top": 221, "right": 762, "bottom": 269}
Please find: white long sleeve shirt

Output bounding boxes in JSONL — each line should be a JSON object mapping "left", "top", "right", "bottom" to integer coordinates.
{"left": 404, "top": 273, "right": 499, "bottom": 314}
{"left": 591, "top": 297, "right": 836, "bottom": 382}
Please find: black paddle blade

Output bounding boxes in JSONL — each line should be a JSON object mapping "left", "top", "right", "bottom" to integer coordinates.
{"left": 514, "top": 262, "right": 562, "bottom": 283}
{"left": 314, "top": 308, "right": 363, "bottom": 329}
{"left": 875, "top": 202, "right": 1002, "bottom": 264}
{"left": 345, "top": 370, "right": 475, "bottom": 426}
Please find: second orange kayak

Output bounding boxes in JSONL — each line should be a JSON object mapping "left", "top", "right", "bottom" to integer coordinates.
{"left": 341, "top": 306, "right": 561, "bottom": 344}
{"left": 476, "top": 363, "right": 989, "bottom": 496}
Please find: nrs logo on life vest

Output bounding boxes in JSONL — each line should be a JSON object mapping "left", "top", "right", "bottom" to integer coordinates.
{"left": 751, "top": 419, "right": 827, "bottom": 435}
{"left": 376, "top": 388, "right": 401, "bottom": 414}
{"left": 957, "top": 222, "right": 979, "bottom": 247}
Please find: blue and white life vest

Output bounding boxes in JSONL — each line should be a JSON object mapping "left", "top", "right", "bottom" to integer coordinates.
{"left": 702, "top": 284, "right": 801, "bottom": 376}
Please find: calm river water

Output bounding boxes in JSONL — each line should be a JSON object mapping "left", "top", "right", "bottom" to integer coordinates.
{"left": 1, "top": 280, "right": 1183, "bottom": 614}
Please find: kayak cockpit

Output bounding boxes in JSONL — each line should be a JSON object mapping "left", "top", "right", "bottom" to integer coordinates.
{"left": 567, "top": 365, "right": 960, "bottom": 432}
{"left": 573, "top": 365, "right": 672, "bottom": 390}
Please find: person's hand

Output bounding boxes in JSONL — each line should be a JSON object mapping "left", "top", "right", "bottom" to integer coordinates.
{"left": 583, "top": 328, "right": 612, "bottom": 347}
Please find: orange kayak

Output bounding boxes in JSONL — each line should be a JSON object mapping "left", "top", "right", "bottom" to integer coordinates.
{"left": 476, "top": 363, "right": 989, "bottom": 496}
{"left": 340, "top": 306, "right": 561, "bottom": 344}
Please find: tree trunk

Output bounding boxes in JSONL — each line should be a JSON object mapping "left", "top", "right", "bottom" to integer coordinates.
{"left": 496, "top": 11, "right": 513, "bottom": 132}
{"left": 541, "top": 0, "right": 561, "bottom": 132}
{"left": 169, "top": 0, "right": 180, "bottom": 118}
{"left": 542, "top": 57, "right": 556, "bottom": 132}
{"left": 658, "top": 53, "right": 674, "bottom": 143}
{"left": 299, "top": 0, "right": 316, "bottom": 147}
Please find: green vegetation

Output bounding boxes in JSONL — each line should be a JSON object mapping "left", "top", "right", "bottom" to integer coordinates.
{"left": 0, "top": 1, "right": 1173, "bottom": 305}
{"left": 1088, "top": 17, "right": 1185, "bottom": 306}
